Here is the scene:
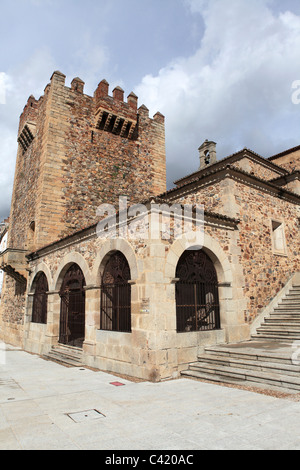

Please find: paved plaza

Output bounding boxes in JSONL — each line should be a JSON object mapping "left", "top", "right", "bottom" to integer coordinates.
{"left": 0, "top": 343, "right": 300, "bottom": 450}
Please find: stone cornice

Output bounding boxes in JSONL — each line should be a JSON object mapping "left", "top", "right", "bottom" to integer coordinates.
{"left": 174, "top": 147, "right": 289, "bottom": 186}
{"left": 161, "top": 164, "right": 300, "bottom": 205}
{"left": 26, "top": 205, "right": 239, "bottom": 260}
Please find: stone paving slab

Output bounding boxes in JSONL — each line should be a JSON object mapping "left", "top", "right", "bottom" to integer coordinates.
{"left": 0, "top": 343, "right": 300, "bottom": 450}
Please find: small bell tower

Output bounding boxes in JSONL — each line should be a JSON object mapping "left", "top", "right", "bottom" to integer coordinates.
{"left": 199, "top": 140, "right": 217, "bottom": 170}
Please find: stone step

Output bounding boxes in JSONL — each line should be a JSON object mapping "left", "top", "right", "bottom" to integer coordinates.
{"left": 204, "top": 345, "right": 294, "bottom": 364}
{"left": 195, "top": 354, "right": 300, "bottom": 377}
{"left": 258, "top": 324, "right": 300, "bottom": 330}
{"left": 284, "top": 296, "right": 300, "bottom": 301}
{"left": 43, "top": 345, "right": 83, "bottom": 367}
{"left": 271, "top": 314, "right": 300, "bottom": 319}
{"left": 276, "top": 303, "right": 300, "bottom": 309}
{"left": 252, "top": 333, "right": 300, "bottom": 341}
{"left": 181, "top": 369, "right": 298, "bottom": 394}
{"left": 189, "top": 361, "right": 300, "bottom": 386}
{"left": 265, "top": 317, "right": 300, "bottom": 322}
{"left": 183, "top": 360, "right": 300, "bottom": 391}
{"left": 182, "top": 281, "right": 300, "bottom": 393}
{"left": 181, "top": 367, "right": 300, "bottom": 392}
{"left": 254, "top": 326, "right": 300, "bottom": 333}
{"left": 52, "top": 344, "right": 83, "bottom": 359}
{"left": 274, "top": 307, "right": 300, "bottom": 312}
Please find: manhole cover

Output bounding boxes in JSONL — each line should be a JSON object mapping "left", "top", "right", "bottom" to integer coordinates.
{"left": 67, "top": 409, "right": 105, "bottom": 423}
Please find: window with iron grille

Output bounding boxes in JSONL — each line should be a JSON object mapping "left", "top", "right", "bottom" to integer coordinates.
{"left": 32, "top": 272, "right": 48, "bottom": 324}
{"left": 100, "top": 252, "right": 131, "bottom": 333}
{"left": 175, "top": 250, "right": 220, "bottom": 333}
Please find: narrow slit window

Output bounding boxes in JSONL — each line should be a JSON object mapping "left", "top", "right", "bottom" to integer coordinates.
{"left": 271, "top": 220, "right": 286, "bottom": 255}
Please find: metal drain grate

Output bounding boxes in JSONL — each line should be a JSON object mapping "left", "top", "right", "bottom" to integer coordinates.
{"left": 67, "top": 409, "right": 105, "bottom": 423}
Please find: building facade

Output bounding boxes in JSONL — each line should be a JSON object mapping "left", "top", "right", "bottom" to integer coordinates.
{"left": 0, "top": 220, "right": 8, "bottom": 299}
{"left": 0, "top": 72, "right": 299, "bottom": 381}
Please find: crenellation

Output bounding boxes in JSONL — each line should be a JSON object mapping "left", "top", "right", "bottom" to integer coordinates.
{"left": 112, "top": 86, "right": 124, "bottom": 102}
{"left": 71, "top": 77, "right": 85, "bottom": 94}
{"left": 127, "top": 91, "right": 138, "bottom": 110}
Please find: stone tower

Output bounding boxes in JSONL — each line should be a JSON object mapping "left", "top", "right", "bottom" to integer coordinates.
{"left": 7, "top": 71, "right": 167, "bottom": 253}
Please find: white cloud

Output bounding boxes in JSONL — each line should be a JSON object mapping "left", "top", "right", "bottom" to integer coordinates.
{"left": 135, "top": 0, "right": 300, "bottom": 186}
{"left": 0, "top": 48, "right": 57, "bottom": 221}
{"left": 70, "top": 34, "right": 110, "bottom": 95}
{"left": 0, "top": 73, "right": 9, "bottom": 105}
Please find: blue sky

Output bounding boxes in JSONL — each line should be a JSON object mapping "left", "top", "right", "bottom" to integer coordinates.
{"left": 1, "top": 0, "right": 300, "bottom": 221}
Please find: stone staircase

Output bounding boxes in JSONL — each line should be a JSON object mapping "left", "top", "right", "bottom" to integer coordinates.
{"left": 181, "top": 284, "right": 300, "bottom": 393}
{"left": 43, "top": 344, "right": 83, "bottom": 368}
{"left": 252, "top": 285, "right": 300, "bottom": 341}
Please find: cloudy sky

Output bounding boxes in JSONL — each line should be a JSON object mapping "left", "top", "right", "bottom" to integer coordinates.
{"left": 1, "top": 0, "right": 300, "bottom": 221}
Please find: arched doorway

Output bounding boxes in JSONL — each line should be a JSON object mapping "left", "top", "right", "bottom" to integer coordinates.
{"left": 100, "top": 251, "right": 131, "bottom": 333}
{"left": 59, "top": 264, "right": 86, "bottom": 347}
{"left": 175, "top": 249, "right": 220, "bottom": 333}
{"left": 32, "top": 272, "right": 48, "bottom": 324}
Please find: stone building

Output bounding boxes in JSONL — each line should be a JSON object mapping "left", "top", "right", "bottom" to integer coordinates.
{"left": 0, "top": 71, "right": 299, "bottom": 382}
{"left": 0, "top": 219, "right": 9, "bottom": 300}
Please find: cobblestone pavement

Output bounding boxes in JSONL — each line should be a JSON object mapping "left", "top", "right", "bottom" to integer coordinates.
{"left": 0, "top": 343, "right": 300, "bottom": 450}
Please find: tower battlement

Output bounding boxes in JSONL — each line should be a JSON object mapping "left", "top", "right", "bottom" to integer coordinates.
{"left": 8, "top": 71, "right": 166, "bottom": 251}
{"left": 18, "top": 95, "right": 40, "bottom": 136}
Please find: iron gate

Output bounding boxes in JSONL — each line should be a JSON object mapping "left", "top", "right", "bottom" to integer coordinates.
{"left": 100, "top": 252, "right": 131, "bottom": 333}
{"left": 175, "top": 250, "right": 220, "bottom": 333}
{"left": 59, "top": 264, "right": 86, "bottom": 347}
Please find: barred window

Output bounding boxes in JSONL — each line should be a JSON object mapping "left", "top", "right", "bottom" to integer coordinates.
{"left": 175, "top": 250, "right": 220, "bottom": 333}
{"left": 100, "top": 252, "right": 131, "bottom": 333}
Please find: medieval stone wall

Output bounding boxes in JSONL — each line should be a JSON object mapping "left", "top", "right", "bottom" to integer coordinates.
{"left": 166, "top": 173, "right": 299, "bottom": 325}
{"left": 8, "top": 95, "right": 44, "bottom": 250}
{"left": 270, "top": 149, "right": 300, "bottom": 172}
{"left": 61, "top": 85, "right": 166, "bottom": 237}
{"left": 234, "top": 181, "right": 300, "bottom": 322}
{"left": 231, "top": 157, "right": 285, "bottom": 181}
{"left": 0, "top": 275, "right": 26, "bottom": 345}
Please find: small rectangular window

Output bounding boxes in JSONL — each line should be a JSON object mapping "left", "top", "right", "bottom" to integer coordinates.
{"left": 271, "top": 220, "right": 287, "bottom": 255}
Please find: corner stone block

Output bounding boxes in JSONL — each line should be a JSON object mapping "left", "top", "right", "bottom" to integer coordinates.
{"left": 153, "top": 112, "right": 165, "bottom": 124}
{"left": 50, "top": 71, "right": 66, "bottom": 86}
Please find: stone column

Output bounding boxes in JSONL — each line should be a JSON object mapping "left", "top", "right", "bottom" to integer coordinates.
{"left": 45, "top": 290, "right": 61, "bottom": 348}
{"left": 83, "top": 285, "right": 100, "bottom": 363}
{"left": 23, "top": 292, "right": 34, "bottom": 349}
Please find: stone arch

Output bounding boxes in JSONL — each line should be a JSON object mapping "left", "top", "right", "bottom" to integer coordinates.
{"left": 175, "top": 249, "right": 221, "bottom": 332}
{"left": 31, "top": 271, "right": 49, "bottom": 325}
{"left": 165, "top": 232, "right": 246, "bottom": 341}
{"left": 52, "top": 252, "right": 92, "bottom": 292}
{"left": 165, "top": 233, "right": 232, "bottom": 283}
{"left": 58, "top": 263, "right": 86, "bottom": 347}
{"left": 29, "top": 262, "right": 52, "bottom": 294}
{"left": 91, "top": 239, "right": 139, "bottom": 286}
